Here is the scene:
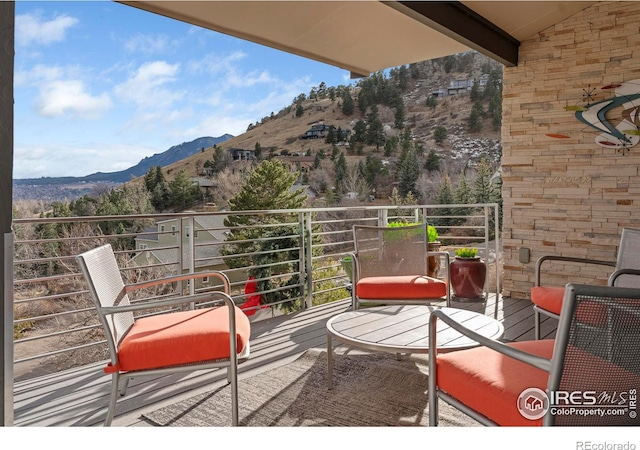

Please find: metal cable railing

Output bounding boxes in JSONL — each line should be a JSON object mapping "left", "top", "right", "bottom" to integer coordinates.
{"left": 11, "top": 203, "right": 500, "bottom": 379}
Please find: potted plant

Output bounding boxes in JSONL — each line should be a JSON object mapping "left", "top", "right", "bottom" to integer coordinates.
{"left": 450, "top": 247, "right": 486, "bottom": 301}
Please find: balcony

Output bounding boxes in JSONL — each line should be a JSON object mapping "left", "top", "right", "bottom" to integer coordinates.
{"left": 10, "top": 203, "right": 549, "bottom": 426}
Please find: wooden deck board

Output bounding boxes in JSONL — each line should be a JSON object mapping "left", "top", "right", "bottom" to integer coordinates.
{"left": 13, "top": 295, "right": 550, "bottom": 427}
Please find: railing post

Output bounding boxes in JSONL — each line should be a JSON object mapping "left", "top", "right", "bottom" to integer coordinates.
{"left": 483, "top": 205, "right": 490, "bottom": 301}
{"left": 494, "top": 203, "right": 501, "bottom": 302}
{"left": 303, "top": 211, "right": 313, "bottom": 309}
{"left": 0, "top": 1, "right": 15, "bottom": 427}
{"left": 176, "top": 215, "right": 184, "bottom": 295}
{"left": 187, "top": 215, "right": 196, "bottom": 299}
{"left": 378, "top": 209, "right": 388, "bottom": 227}
{"left": 2, "top": 233, "right": 14, "bottom": 427}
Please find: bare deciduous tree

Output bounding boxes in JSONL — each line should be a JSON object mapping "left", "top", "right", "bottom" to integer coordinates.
{"left": 211, "top": 168, "right": 247, "bottom": 208}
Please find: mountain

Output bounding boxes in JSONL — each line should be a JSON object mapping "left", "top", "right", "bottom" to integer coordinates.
{"left": 14, "top": 135, "right": 233, "bottom": 186}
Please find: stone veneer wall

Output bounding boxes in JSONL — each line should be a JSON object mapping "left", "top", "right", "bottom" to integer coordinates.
{"left": 501, "top": 1, "right": 640, "bottom": 298}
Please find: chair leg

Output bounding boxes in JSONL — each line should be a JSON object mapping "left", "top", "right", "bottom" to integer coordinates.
{"left": 104, "top": 373, "right": 120, "bottom": 426}
{"left": 229, "top": 358, "right": 239, "bottom": 426}
{"left": 428, "top": 366, "right": 438, "bottom": 426}
{"left": 119, "top": 377, "right": 130, "bottom": 397}
{"left": 534, "top": 309, "right": 541, "bottom": 340}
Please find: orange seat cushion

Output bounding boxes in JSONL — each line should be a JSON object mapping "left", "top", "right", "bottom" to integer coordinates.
{"left": 530, "top": 286, "right": 565, "bottom": 315}
{"left": 436, "top": 340, "right": 555, "bottom": 426}
{"left": 531, "top": 287, "right": 636, "bottom": 327}
{"left": 437, "top": 340, "right": 640, "bottom": 426}
{"left": 116, "top": 306, "right": 251, "bottom": 373}
{"left": 356, "top": 275, "right": 447, "bottom": 300}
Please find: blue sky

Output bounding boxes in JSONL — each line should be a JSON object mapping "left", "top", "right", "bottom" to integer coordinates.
{"left": 13, "top": 1, "right": 352, "bottom": 179}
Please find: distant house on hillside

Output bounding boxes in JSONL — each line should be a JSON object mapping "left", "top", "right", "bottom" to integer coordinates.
{"left": 191, "top": 177, "right": 214, "bottom": 198}
{"left": 447, "top": 78, "right": 474, "bottom": 96}
{"left": 432, "top": 74, "right": 491, "bottom": 98}
{"left": 228, "top": 148, "right": 255, "bottom": 161}
{"left": 132, "top": 214, "right": 241, "bottom": 286}
{"left": 299, "top": 123, "right": 329, "bottom": 140}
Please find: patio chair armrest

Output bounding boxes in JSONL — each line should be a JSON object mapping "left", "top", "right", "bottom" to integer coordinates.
{"left": 101, "top": 290, "right": 235, "bottom": 315}
{"left": 535, "top": 255, "right": 616, "bottom": 287}
{"left": 125, "top": 271, "right": 231, "bottom": 294}
{"left": 428, "top": 309, "right": 552, "bottom": 373}
{"left": 608, "top": 268, "right": 640, "bottom": 286}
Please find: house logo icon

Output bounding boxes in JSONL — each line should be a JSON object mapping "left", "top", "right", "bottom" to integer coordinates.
{"left": 517, "top": 388, "right": 549, "bottom": 420}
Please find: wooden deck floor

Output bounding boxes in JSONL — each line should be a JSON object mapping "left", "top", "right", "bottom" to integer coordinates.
{"left": 12, "top": 295, "right": 557, "bottom": 427}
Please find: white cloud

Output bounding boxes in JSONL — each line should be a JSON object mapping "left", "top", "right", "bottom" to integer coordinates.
{"left": 16, "top": 12, "right": 78, "bottom": 47}
{"left": 115, "top": 61, "right": 183, "bottom": 109}
{"left": 36, "top": 79, "right": 112, "bottom": 118}
{"left": 123, "top": 34, "right": 175, "bottom": 55}
{"left": 187, "top": 51, "right": 246, "bottom": 75}
{"left": 120, "top": 107, "right": 194, "bottom": 134}
{"left": 226, "top": 70, "right": 279, "bottom": 88}
{"left": 14, "top": 64, "right": 64, "bottom": 87}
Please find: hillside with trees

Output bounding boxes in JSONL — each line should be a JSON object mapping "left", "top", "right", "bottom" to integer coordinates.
{"left": 14, "top": 51, "right": 503, "bottom": 222}
{"left": 146, "top": 51, "right": 503, "bottom": 211}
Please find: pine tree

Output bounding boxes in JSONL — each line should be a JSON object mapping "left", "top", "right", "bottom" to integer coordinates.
{"left": 483, "top": 67, "right": 502, "bottom": 101}
{"left": 325, "top": 125, "right": 336, "bottom": 144}
{"left": 351, "top": 119, "right": 367, "bottom": 144}
{"left": 168, "top": 170, "right": 203, "bottom": 210}
{"left": 221, "top": 160, "right": 309, "bottom": 312}
{"left": 254, "top": 142, "right": 262, "bottom": 160}
{"left": 397, "top": 148, "right": 420, "bottom": 198}
{"left": 489, "top": 91, "right": 502, "bottom": 131}
{"left": 213, "top": 147, "right": 228, "bottom": 172}
{"left": 470, "top": 79, "right": 481, "bottom": 102}
{"left": 424, "top": 149, "right": 441, "bottom": 172}
{"left": 365, "top": 105, "right": 385, "bottom": 150}
{"left": 341, "top": 91, "right": 354, "bottom": 115}
{"left": 295, "top": 103, "right": 304, "bottom": 117}
{"left": 334, "top": 151, "right": 348, "bottom": 195}
{"left": 474, "top": 158, "right": 501, "bottom": 238}
{"left": 473, "top": 158, "right": 496, "bottom": 204}
{"left": 433, "top": 126, "right": 447, "bottom": 144}
{"left": 394, "top": 97, "right": 405, "bottom": 129}
{"left": 434, "top": 174, "right": 455, "bottom": 228}
{"left": 384, "top": 135, "right": 398, "bottom": 157}
{"left": 468, "top": 101, "right": 484, "bottom": 132}
{"left": 453, "top": 173, "right": 473, "bottom": 226}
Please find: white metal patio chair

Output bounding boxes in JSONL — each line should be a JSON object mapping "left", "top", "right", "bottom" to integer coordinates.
{"left": 531, "top": 227, "right": 640, "bottom": 339}
{"left": 348, "top": 223, "right": 450, "bottom": 310}
{"left": 76, "top": 244, "right": 251, "bottom": 426}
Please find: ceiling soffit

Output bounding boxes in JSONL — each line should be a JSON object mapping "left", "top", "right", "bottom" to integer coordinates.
{"left": 119, "top": 1, "right": 596, "bottom": 76}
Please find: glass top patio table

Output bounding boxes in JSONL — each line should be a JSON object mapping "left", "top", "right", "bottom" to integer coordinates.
{"left": 325, "top": 304, "right": 504, "bottom": 389}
